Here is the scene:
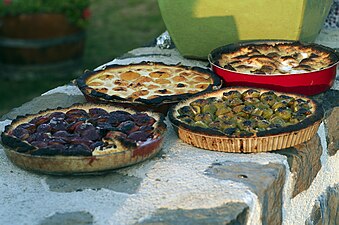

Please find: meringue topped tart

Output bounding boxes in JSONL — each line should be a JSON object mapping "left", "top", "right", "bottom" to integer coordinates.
{"left": 76, "top": 62, "right": 222, "bottom": 106}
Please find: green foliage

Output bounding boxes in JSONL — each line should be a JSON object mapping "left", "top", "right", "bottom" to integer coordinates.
{"left": 0, "top": 0, "right": 90, "bottom": 27}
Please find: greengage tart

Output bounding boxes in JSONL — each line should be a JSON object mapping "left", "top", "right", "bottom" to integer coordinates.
{"left": 1, "top": 103, "right": 167, "bottom": 174}
{"left": 169, "top": 88, "right": 323, "bottom": 153}
{"left": 76, "top": 62, "right": 222, "bottom": 113}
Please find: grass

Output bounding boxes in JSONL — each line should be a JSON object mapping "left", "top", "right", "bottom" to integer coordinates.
{"left": 0, "top": 0, "right": 166, "bottom": 116}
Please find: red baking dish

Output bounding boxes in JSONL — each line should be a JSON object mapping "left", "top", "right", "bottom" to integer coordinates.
{"left": 208, "top": 40, "right": 339, "bottom": 96}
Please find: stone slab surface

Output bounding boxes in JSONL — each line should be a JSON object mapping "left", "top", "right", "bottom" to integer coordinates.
{"left": 1, "top": 85, "right": 337, "bottom": 225}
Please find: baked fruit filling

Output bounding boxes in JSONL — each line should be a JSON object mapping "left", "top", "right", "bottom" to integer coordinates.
{"left": 216, "top": 43, "right": 337, "bottom": 75}
{"left": 175, "top": 89, "right": 316, "bottom": 137}
{"left": 4, "top": 107, "right": 160, "bottom": 156}
{"left": 79, "top": 63, "right": 218, "bottom": 102}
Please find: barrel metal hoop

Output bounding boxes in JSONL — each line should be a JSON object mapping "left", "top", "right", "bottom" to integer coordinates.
{"left": 0, "top": 31, "right": 86, "bottom": 48}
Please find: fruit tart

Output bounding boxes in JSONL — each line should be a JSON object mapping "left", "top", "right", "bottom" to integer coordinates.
{"left": 76, "top": 62, "right": 222, "bottom": 114}
{"left": 208, "top": 41, "right": 339, "bottom": 95}
{"left": 213, "top": 41, "right": 338, "bottom": 75}
{"left": 169, "top": 88, "right": 323, "bottom": 153}
{"left": 1, "top": 103, "right": 167, "bottom": 174}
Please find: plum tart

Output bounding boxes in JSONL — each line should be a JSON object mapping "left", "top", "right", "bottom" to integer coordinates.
{"left": 1, "top": 104, "right": 167, "bottom": 174}
{"left": 76, "top": 62, "right": 222, "bottom": 113}
{"left": 213, "top": 41, "right": 338, "bottom": 75}
{"left": 169, "top": 88, "right": 323, "bottom": 153}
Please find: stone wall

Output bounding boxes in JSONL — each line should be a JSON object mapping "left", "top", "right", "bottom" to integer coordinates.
{"left": 0, "top": 84, "right": 337, "bottom": 225}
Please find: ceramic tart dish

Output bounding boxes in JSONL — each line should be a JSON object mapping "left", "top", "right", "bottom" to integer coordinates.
{"left": 168, "top": 87, "right": 324, "bottom": 153}
{"left": 208, "top": 40, "right": 339, "bottom": 96}
{"left": 76, "top": 62, "right": 222, "bottom": 114}
{"left": 1, "top": 103, "right": 167, "bottom": 175}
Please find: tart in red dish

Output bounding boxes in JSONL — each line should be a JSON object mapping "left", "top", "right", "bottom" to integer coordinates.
{"left": 76, "top": 62, "right": 222, "bottom": 114}
{"left": 1, "top": 103, "right": 167, "bottom": 174}
{"left": 214, "top": 42, "right": 337, "bottom": 75}
{"left": 208, "top": 41, "right": 339, "bottom": 95}
{"left": 169, "top": 87, "right": 323, "bottom": 153}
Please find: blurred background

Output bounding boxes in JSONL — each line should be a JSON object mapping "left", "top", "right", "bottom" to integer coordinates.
{"left": 0, "top": 0, "right": 166, "bottom": 116}
{"left": 0, "top": 0, "right": 338, "bottom": 117}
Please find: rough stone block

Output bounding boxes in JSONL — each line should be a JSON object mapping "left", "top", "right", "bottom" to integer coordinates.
{"left": 204, "top": 161, "right": 285, "bottom": 225}
{"left": 276, "top": 135, "right": 322, "bottom": 198}
{"left": 137, "top": 202, "right": 249, "bottom": 225}
{"left": 306, "top": 185, "right": 339, "bottom": 225}
{"left": 307, "top": 205, "right": 322, "bottom": 225}
{"left": 324, "top": 107, "right": 339, "bottom": 156}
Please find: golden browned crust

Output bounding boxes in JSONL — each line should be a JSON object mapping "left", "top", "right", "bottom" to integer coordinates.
{"left": 76, "top": 62, "right": 222, "bottom": 107}
{"left": 213, "top": 41, "right": 338, "bottom": 75}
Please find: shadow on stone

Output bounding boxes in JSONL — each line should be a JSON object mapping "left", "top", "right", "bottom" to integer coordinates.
{"left": 39, "top": 211, "right": 93, "bottom": 225}
{"left": 46, "top": 172, "right": 142, "bottom": 194}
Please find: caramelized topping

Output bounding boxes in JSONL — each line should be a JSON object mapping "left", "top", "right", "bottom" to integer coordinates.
{"left": 85, "top": 64, "right": 214, "bottom": 100}
{"left": 217, "top": 42, "right": 336, "bottom": 75}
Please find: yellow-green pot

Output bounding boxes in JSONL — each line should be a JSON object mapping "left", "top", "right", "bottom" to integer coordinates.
{"left": 158, "top": 0, "right": 333, "bottom": 59}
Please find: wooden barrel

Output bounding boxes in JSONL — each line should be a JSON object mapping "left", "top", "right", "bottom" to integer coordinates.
{"left": 0, "top": 14, "right": 86, "bottom": 65}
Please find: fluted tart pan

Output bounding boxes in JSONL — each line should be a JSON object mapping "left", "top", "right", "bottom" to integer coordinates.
{"left": 169, "top": 87, "right": 323, "bottom": 153}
